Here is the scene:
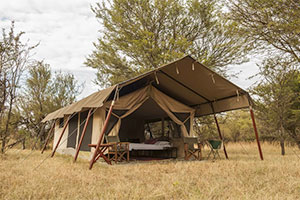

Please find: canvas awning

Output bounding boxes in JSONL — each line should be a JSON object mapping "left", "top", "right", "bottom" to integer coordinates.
{"left": 41, "top": 85, "right": 116, "bottom": 122}
{"left": 117, "top": 55, "right": 252, "bottom": 116}
{"left": 42, "top": 55, "right": 252, "bottom": 122}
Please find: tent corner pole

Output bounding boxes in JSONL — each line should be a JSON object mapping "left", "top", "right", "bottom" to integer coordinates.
{"left": 74, "top": 108, "right": 93, "bottom": 162}
{"left": 213, "top": 113, "right": 229, "bottom": 159}
{"left": 211, "top": 104, "right": 228, "bottom": 159}
{"left": 51, "top": 116, "right": 71, "bottom": 157}
{"left": 249, "top": 106, "right": 263, "bottom": 160}
{"left": 41, "top": 119, "right": 56, "bottom": 154}
{"left": 89, "top": 101, "right": 115, "bottom": 169}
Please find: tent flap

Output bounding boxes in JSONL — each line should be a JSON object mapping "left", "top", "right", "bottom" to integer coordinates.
{"left": 103, "top": 85, "right": 195, "bottom": 137}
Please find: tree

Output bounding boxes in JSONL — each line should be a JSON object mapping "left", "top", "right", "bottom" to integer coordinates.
{"left": 251, "top": 57, "right": 300, "bottom": 155}
{"left": 285, "top": 71, "right": 300, "bottom": 148}
{"left": 194, "top": 116, "right": 219, "bottom": 142}
{"left": 221, "top": 110, "right": 254, "bottom": 142}
{"left": 227, "top": 0, "right": 300, "bottom": 62}
{"left": 0, "top": 22, "right": 37, "bottom": 153}
{"left": 51, "top": 70, "right": 81, "bottom": 108}
{"left": 86, "top": 0, "right": 253, "bottom": 86}
{"left": 19, "top": 61, "right": 82, "bottom": 149}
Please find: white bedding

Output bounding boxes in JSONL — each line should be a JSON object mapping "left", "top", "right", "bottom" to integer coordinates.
{"left": 129, "top": 141, "right": 171, "bottom": 151}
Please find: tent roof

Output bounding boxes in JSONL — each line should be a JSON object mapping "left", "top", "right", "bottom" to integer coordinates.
{"left": 41, "top": 85, "right": 116, "bottom": 122}
{"left": 117, "top": 55, "right": 251, "bottom": 116}
{"left": 42, "top": 55, "right": 251, "bottom": 122}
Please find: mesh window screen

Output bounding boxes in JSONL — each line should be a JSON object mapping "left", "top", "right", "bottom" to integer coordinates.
{"left": 184, "top": 118, "right": 191, "bottom": 134}
{"left": 104, "top": 110, "right": 119, "bottom": 136}
{"left": 112, "top": 109, "right": 128, "bottom": 117}
{"left": 172, "top": 112, "right": 189, "bottom": 122}
{"left": 67, "top": 114, "right": 78, "bottom": 148}
{"left": 79, "top": 110, "right": 93, "bottom": 151}
{"left": 59, "top": 118, "right": 64, "bottom": 128}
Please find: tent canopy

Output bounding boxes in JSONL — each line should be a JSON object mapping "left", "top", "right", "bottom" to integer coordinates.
{"left": 103, "top": 85, "right": 195, "bottom": 137}
{"left": 42, "top": 55, "right": 251, "bottom": 122}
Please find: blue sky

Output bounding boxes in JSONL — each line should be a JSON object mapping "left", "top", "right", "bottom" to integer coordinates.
{"left": 0, "top": 0, "right": 260, "bottom": 99}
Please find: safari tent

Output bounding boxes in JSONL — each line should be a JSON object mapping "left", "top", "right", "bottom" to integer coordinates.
{"left": 41, "top": 55, "right": 263, "bottom": 169}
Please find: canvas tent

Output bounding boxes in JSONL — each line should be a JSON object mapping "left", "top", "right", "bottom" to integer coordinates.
{"left": 42, "top": 55, "right": 263, "bottom": 168}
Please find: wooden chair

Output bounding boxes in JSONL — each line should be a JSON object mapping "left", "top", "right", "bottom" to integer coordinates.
{"left": 207, "top": 140, "right": 222, "bottom": 159}
{"left": 105, "top": 135, "right": 129, "bottom": 163}
{"left": 88, "top": 143, "right": 115, "bottom": 165}
{"left": 183, "top": 137, "right": 202, "bottom": 160}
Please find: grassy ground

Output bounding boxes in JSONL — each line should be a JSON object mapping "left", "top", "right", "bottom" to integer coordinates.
{"left": 0, "top": 143, "right": 300, "bottom": 200}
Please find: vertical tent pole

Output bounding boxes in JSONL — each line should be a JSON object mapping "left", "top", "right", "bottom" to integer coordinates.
{"left": 89, "top": 86, "right": 118, "bottom": 169}
{"left": 89, "top": 100, "right": 115, "bottom": 169}
{"left": 74, "top": 108, "right": 93, "bottom": 162}
{"left": 213, "top": 113, "right": 229, "bottom": 159}
{"left": 249, "top": 106, "right": 263, "bottom": 160}
{"left": 51, "top": 115, "right": 71, "bottom": 157}
{"left": 41, "top": 120, "right": 56, "bottom": 154}
{"left": 211, "top": 104, "right": 228, "bottom": 159}
{"left": 161, "top": 118, "right": 165, "bottom": 136}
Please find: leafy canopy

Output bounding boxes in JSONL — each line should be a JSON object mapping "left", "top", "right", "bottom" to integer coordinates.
{"left": 19, "top": 61, "right": 82, "bottom": 145}
{"left": 251, "top": 57, "right": 300, "bottom": 145}
{"left": 86, "top": 0, "right": 253, "bottom": 86}
{"left": 227, "top": 0, "right": 300, "bottom": 62}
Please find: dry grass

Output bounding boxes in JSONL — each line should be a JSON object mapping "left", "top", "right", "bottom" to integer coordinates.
{"left": 1, "top": 143, "right": 300, "bottom": 200}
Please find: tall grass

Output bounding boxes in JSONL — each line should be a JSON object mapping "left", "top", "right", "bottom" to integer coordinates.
{"left": 1, "top": 143, "right": 300, "bottom": 199}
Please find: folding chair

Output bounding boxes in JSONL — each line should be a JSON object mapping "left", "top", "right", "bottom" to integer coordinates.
{"left": 183, "top": 137, "right": 202, "bottom": 160}
{"left": 105, "top": 135, "right": 129, "bottom": 163}
{"left": 207, "top": 140, "right": 222, "bottom": 159}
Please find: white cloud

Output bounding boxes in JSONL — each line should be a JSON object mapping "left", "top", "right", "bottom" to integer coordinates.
{"left": 0, "top": 0, "right": 260, "bottom": 99}
{"left": 228, "top": 61, "right": 260, "bottom": 91}
{"left": 0, "top": 0, "right": 100, "bottom": 98}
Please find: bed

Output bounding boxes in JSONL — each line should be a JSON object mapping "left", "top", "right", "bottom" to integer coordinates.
{"left": 129, "top": 141, "right": 171, "bottom": 151}
{"left": 129, "top": 141, "right": 177, "bottom": 158}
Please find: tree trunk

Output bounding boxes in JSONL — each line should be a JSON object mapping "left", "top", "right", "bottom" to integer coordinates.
{"left": 297, "top": 141, "right": 300, "bottom": 150}
{"left": 280, "top": 140, "right": 285, "bottom": 156}
{"left": 1, "top": 139, "right": 5, "bottom": 154}
{"left": 22, "top": 138, "right": 26, "bottom": 150}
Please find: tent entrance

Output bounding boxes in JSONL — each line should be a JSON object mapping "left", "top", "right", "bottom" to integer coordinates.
{"left": 118, "top": 98, "right": 171, "bottom": 143}
{"left": 114, "top": 98, "right": 180, "bottom": 160}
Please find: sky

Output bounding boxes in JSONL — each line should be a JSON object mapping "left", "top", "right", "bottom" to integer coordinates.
{"left": 0, "top": 0, "right": 260, "bottom": 99}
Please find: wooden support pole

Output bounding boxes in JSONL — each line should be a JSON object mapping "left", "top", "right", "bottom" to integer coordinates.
{"left": 213, "top": 113, "right": 229, "bottom": 159}
{"left": 41, "top": 120, "right": 56, "bottom": 154}
{"left": 211, "top": 103, "right": 228, "bottom": 159}
{"left": 161, "top": 117, "right": 165, "bottom": 136}
{"left": 89, "top": 100, "right": 115, "bottom": 169}
{"left": 51, "top": 116, "right": 71, "bottom": 157}
{"left": 74, "top": 108, "right": 93, "bottom": 162}
{"left": 249, "top": 106, "right": 264, "bottom": 160}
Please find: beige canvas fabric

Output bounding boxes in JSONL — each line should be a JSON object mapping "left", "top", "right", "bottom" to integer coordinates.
{"left": 42, "top": 55, "right": 251, "bottom": 123}
{"left": 42, "top": 85, "right": 116, "bottom": 122}
{"left": 103, "top": 85, "right": 195, "bottom": 137}
{"left": 118, "top": 55, "right": 251, "bottom": 116}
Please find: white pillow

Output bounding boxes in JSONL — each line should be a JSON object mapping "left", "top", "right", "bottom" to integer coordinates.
{"left": 155, "top": 141, "right": 170, "bottom": 146}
